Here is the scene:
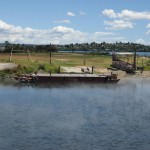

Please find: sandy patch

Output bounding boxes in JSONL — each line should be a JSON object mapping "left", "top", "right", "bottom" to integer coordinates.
{"left": 61, "top": 66, "right": 92, "bottom": 73}
{"left": 0, "top": 63, "right": 17, "bottom": 70}
{"left": 111, "top": 70, "right": 150, "bottom": 79}
{"left": 61, "top": 66, "right": 83, "bottom": 73}
{"left": 94, "top": 68, "right": 108, "bottom": 74}
{"left": 55, "top": 59, "right": 69, "bottom": 61}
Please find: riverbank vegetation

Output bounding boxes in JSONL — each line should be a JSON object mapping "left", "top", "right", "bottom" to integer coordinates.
{"left": 0, "top": 52, "right": 150, "bottom": 77}
{"left": 0, "top": 53, "right": 112, "bottom": 73}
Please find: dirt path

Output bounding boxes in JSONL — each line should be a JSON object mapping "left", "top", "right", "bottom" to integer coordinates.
{"left": 0, "top": 63, "right": 17, "bottom": 70}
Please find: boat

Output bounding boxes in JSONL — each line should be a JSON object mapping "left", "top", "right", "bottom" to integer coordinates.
{"left": 14, "top": 73, "right": 120, "bottom": 84}
{"left": 112, "top": 52, "right": 143, "bottom": 73}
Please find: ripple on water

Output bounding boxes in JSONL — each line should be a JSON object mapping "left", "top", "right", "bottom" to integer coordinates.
{"left": 0, "top": 79, "right": 150, "bottom": 150}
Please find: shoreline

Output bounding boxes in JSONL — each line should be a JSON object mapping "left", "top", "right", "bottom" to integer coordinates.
{"left": 0, "top": 71, "right": 150, "bottom": 83}
{"left": 117, "top": 71, "right": 150, "bottom": 79}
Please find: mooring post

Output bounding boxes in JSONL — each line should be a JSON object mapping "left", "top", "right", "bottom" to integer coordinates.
{"left": 133, "top": 48, "right": 136, "bottom": 70}
{"left": 9, "top": 47, "right": 13, "bottom": 61}
{"left": 92, "top": 66, "right": 94, "bottom": 74}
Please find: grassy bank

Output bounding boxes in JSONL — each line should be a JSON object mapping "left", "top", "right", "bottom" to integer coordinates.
{"left": 0, "top": 52, "right": 112, "bottom": 72}
{"left": 0, "top": 52, "right": 150, "bottom": 76}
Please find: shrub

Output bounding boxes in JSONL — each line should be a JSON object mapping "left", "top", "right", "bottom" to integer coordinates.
{"left": 38, "top": 64, "right": 46, "bottom": 71}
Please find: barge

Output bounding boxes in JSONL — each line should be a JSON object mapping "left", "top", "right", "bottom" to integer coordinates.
{"left": 15, "top": 73, "right": 120, "bottom": 84}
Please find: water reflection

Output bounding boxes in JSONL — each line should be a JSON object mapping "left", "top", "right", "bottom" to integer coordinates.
{"left": 0, "top": 78, "right": 150, "bottom": 150}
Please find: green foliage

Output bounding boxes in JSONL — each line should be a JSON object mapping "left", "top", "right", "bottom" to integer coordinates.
{"left": 0, "top": 52, "right": 150, "bottom": 79}
{"left": 57, "top": 42, "right": 150, "bottom": 52}
{"left": 143, "top": 66, "right": 150, "bottom": 71}
{"left": 2, "top": 41, "right": 150, "bottom": 53}
{"left": 38, "top": 64, "right": 46, "bottom": 71}
{"left": 146, "top": 60, "right": 150, "bottom": 66}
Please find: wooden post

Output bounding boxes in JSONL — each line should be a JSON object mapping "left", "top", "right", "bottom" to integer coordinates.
{"left": 142, "top": 48, "right": 144, "bottom": 68}
{"left": 142, "top": 59, "right": 144, "bottom": 67}
{"left": 49, "top": 52, "right": 52, "bottom": 64}
{"left": 27, "top": 49, "right": 30, "bottom": 61}
{"left": 27, "top": 49, "right": 33, "bottom": 62}
{"left": 133, "top": 48, "right": 136, "bottom": 70}
{"left": 83, "top": 53, "right": 86, "bottom": 66}
{"left": 92, "top": 66, "right": 94, "bottom": 74}
{"left": 9, "top": 47, "right": 13, "bottom": 61}
{"left": 127, "top": 55, "right": 129, "bottom": 63}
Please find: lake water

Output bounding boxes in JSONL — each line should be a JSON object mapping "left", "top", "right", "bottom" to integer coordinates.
{"left": 58, "top": 50, "right": 150, "bottom": 56}
{"left": 109, "top": 52, "right": 150, "bottom": 57}
{"left": 0, "top": 79, "right": 150, "bottom": 150}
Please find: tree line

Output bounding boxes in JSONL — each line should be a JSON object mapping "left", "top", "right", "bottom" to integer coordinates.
{"left": 4, "top": 43, "right": 57, "bottom": 53}
{"left": 2, "top": 42, "right": 150, "bottom": 53}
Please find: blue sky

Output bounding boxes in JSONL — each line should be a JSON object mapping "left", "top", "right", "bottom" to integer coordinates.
{"left": 0, "top": 0, "right": 150, "bottom": 44}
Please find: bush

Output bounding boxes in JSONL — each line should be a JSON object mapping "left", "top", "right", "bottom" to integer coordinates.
{"left": 38, "top": 64, "right": 46, "bottom": 71}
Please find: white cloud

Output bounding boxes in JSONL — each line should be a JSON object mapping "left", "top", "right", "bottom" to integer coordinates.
{"left": 67, "top": 11, "right": 75, "bottom": 17}
{"left": 94, "top": 32, "right": 114, "bottom": 36}
{"left": 79, "top": 11, "right": 86, "bottom": 16}
{"left": 147, "top": 23, "right": 150, "bottom": 28}
{"left": 0, "top": 20, "right": 12, "bottom": 30}
{"left": 54, "top": 20, "right": 71, "bottom": 24}
{"left": 118, "top": 10, "right": 150, "bottom": 20}
{"left": 146, "top": 23, "right": 150, "bottom": 34}
{"left": 102, "top": 9, "right": 150, "bottom": 20}
{"left": 136, "top": 39, "right": 145, "bottom": 44}
{"left": 104, "top": 20, "right": 134, "bottom": 30}
{"left": 0, "top": 20, "right": 87, "bottom": 44}
{"left": 135, "top": 39, "right": 150, "bottom": 45}
{"left": 0, "top": 20, "right": 127, "bottom": 44}
{"left": 52, "top": 26, "right": 75, "bottom": 33}
{"left": 102, "top": 9, "right": 117, "bottom": 18}
{"left": 93, "top": 32, "right": 125, "bottom": 43}
{"left": 146, "top": 30, "right": 150, "bottom": 34}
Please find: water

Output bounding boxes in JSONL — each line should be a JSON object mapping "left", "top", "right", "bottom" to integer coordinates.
{"left": 0, "top": 79, "right": 150, "bottom": 150}
{"left": 109, "top": 52, "right": 150, "bottom": 57}
{"left": 58, "top": 50, "right": 150, "bottom": 56}
{"left": 58, "top": 50, "right": 96, "bottom": 54}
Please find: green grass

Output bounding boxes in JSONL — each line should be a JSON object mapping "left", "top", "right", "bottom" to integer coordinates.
{"left": 0, "top": 52, "right": 150, "bottom": 76}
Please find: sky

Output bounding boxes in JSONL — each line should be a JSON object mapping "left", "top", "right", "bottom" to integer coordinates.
{"left": 0, "top": 0, "right": 150, "bottom": 45}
